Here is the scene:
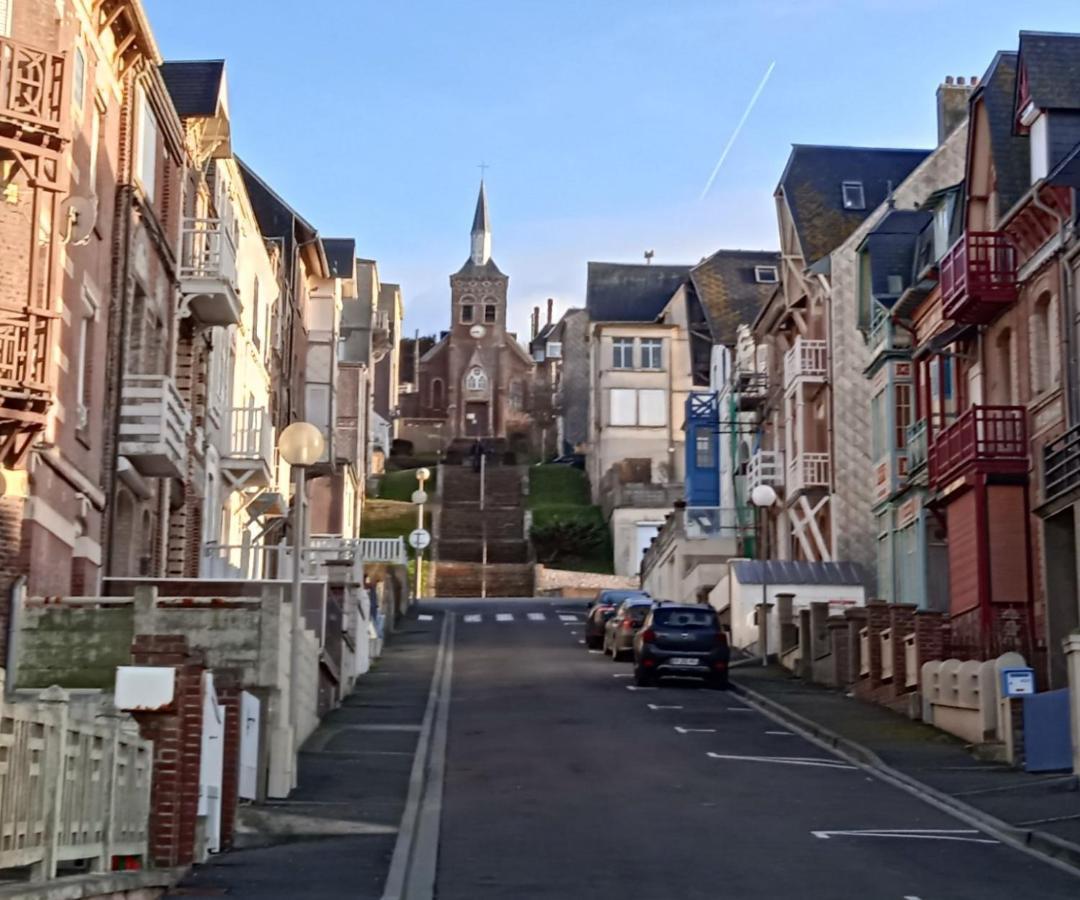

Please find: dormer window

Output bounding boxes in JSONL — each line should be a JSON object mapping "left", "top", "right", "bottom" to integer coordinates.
{"left": 754, "top": 265, "right": 778, "bottom": 284}
{"left": 841, "top": 181, "right": 865, "bottom": 210}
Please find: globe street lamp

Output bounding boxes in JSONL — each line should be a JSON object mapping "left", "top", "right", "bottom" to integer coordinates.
{"left": 751, "top": 484, "right": 777, "bottom": 667}
{"left": 413, "top": 467, "right": 431, "bottom": 599}
{"left": 278, "top": 422, "right": 325, "bottom": 756}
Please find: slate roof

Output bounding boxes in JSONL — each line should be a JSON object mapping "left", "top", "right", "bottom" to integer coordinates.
{"left": 322, "top": 239, "right": 356, "bottom": 280}
{"left": 862, "top": 209, "right": 933, "bottom": 303}
{"left": 453, "top": 258, "right": 506, "bottom": 278}
{"left": 1048, "top": 141, "right": 1080, "bottom": 188}
{"left": 585, "top": 263, "right": 691, "bottom": 322}
{"left": 732, "top": 560, "right": 867, "bottom": 587}
{"left": 1016, "top": 31, "right": 1080, "bottom": 112}
{"left": 689, "top": 250, "right": 780, "bottom": 345}
{"left": 472, "top": 181, "right": 490, "bottom": 233}
{"left": 976, "top": 52, "right": 1030, "bottom": 216}
{"left": 777, "top": 145, "right": 930, "bottom": 265}
{"left": 159, "top": 60, "right": 225, "bottom": 117}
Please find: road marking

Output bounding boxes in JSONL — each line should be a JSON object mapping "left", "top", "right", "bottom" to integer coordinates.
{"left": 612, "top": 673, "right": 632, "bottom": 678}
{"left": 675, "top": 726, "right": 716, "bottom": 734}
{"left": 766, "top": 730, "right": 794, "bottom": 736}
{"left": 495, "top": 613, "right": 513, "bottom": 622}
{"left": 904, "top": 896, "right": 923, "bottom": 900}
{"left": 647, "top": 703, "right": 683, "bottom": 710}
{"left": 811, "top": 828, "right": 997, "bottom": 845}
{"left": 418, "top": 614, "right": 433, "bottom": 621}
{"left": 587, "top": 647, "right": 600, "bottom": 652}
{"left": 559, "top": 614, "right": 578, "bottom": 622}
{"left": 463, "top": 614, "right": 481, "bottom": 623}
{"left": 626, "top": 685, "right": 656, "bottom": 691}
{"left": 527, "top": 612, "right": 546, "bottom": 621}
{"left": 707, "top": 752, "right": 856, "bottom": 770}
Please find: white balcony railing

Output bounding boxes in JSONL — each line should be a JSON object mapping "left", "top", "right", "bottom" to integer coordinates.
{"left": 221, "top": 407, "right": 274, "bottom": 485}
{"left": 783, "top": 338, "right": 828, "bottom": 389}
{"left": 748, "top": 449, "right": 785, "bottom": 490}
{"left": 180, "top": 217, "right": 241, "bottom": 326}
{"left": 682, "top": 507, "right": 744, "bottom": 540}
{"left": 202, "top": 536, "right": 407, "bottom": 581}
{"left": 118, "top": 374, "right": 191, "bottom": 479}
{"left": 787, "top": 451, "right": 830, "bottom": 495}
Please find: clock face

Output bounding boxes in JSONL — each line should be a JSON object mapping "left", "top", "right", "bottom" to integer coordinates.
{"left": 470, "top": 325, "right": 486, "bottom": 339}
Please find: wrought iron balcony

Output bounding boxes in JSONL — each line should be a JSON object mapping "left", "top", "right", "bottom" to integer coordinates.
{"left": 928, "top": 405, "right": 1027, "bottom": 487}
{"left": 180, "top": 217, "right": 241, "bottom": 326}
{"left": 118, "top": 375, "right": 191, "bottom": 479}
{"left": 221, "top": 406, "right": 274, "bottom": 488}
{"left": 1044, "top": 423, "right": 1080, "bottom": 506}
{"left": 940, "top": 232, "right": 1018, "bottom": 326}
{"left": 748, "top": 448, "right": 784, "bottom": 490}
{"left": 0, "top": 36, "right": 66, "bottom": 142}
{"left": 783, "top": 338, "right": 827, "bottom": 390}
{"left": 787, "top": 451, "right": 830, "bottom": 495}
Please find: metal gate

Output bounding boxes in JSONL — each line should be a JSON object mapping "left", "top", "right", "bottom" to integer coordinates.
{"left": 199, "top": 673, "right": 225, "bottom": 853}
{"left": 239, "top": 692, "right": 261, "bottom": 801}
{"left": 1023, "top": 688, "right": 1072, "bottom": 772}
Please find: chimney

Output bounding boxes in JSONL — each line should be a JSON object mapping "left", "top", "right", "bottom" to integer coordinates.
{"left": 531, "top": 306, "right": 539, "bottom": 340}
{"left": 546, "top": 297, "right": 554, "bottom": 325}
{"left": 936, "top": 74, "right": 976, "bottom": 145}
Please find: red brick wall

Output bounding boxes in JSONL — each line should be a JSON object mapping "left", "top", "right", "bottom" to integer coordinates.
{"left": 213, "top": 670, "right": 243, "bottom": 852}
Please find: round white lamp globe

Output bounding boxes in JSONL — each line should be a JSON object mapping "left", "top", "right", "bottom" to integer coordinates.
{"left": 278, "top": 421, "right": 325, "bottom": 468}
{"left": 750, "top": 484, "right": 778, "bottom": 508}
{"left": 416, "top": 467, "right": 432, "bottom": 482}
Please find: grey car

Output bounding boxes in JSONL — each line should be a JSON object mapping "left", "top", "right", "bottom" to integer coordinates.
{"left": 603, "top": 599, "right": 653, "bottom": 661}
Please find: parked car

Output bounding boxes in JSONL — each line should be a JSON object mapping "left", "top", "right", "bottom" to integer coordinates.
{"left": 632, "top": 603, "right": 729, "bottom": 688}
{"left": 603, "top": 599, "right": 652, "bottom": 661}
{"left": 584, "top": 589, "right": 650, "bottom": 648}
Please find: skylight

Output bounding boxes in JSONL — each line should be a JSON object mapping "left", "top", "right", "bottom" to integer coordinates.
{"left": 754, "top": 265, "right": 779, "bottom": 284}
{"left": 842, "top": 181, "right": 866, "bottom": 210}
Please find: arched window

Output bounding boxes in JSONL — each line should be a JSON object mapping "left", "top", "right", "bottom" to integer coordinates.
{"left": 509, "top": 380, "right": 524, "bottom": 410}
{"left": 465, "top": 366, "right": 488, "bottom": 391}
{"left": 431, "top": 378, "right": 445, "bottom": 410}
{"left": 1030, "top": 293, "right": 1056, "bottom": 396}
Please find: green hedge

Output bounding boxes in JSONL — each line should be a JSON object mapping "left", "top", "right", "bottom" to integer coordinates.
{"left": 528, "top": 466, "right": 612, "bottom": 573}
{"left": 376, "top": 468, "right": 438, "bottom": 502}
{"left": 528, "top": 464, "right": 590, "bottom": 508}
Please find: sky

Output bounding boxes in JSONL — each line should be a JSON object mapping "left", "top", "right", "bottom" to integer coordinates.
{"left": 144, "top": 0, "right": 1080, "bottom": 341}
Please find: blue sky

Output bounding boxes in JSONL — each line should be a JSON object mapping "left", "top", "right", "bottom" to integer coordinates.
{"left": 144, "top": 0, "right": 1080, "bottom": 339}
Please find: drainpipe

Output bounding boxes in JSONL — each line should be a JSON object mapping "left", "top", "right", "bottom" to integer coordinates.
{"left": 1030, "top": 190, "right": 1074, "bottom": 420}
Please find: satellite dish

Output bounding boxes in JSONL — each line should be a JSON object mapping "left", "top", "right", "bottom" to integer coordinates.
{"left": 60, "top": 194, "right": 98, "bottom": 246}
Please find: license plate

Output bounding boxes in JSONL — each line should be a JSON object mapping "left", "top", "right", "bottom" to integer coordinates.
{"left": 671, "top": 657, "right": 699, "bottom": 666}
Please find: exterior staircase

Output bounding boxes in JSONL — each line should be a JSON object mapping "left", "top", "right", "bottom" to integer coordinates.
{"left": 434, "top": 465, "right": 535, "bottom": 597}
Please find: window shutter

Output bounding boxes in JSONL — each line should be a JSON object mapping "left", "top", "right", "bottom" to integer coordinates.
{"left": 609, "top": 389, "right": 636, "bottom": 426}
{"left": 638, "top": 389, "right": 666, "bottom": 426}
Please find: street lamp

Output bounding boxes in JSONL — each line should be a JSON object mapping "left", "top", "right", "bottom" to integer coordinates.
{"left": 278, "top": 421, "right": 325, "bottom": 756}
{"left": 751, "top": 484, "right": 777, "bottom": 667}
{"left": 414, "top": 467, "right": 431, "bottom": 599}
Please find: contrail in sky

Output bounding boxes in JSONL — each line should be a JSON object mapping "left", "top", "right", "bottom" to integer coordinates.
{"left": 700, "top": 61, "right": 776, "bottom": 201}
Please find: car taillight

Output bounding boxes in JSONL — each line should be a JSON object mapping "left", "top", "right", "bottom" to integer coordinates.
{"left": 714, "top": 631, "right": 727, "bottom": 646}
{"left": 641, "top": 628, "right": 656, "bottom": 643}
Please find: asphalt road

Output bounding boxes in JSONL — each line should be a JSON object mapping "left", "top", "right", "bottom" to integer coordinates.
{"left": 424, "top": 597, "right": 1080, "bottom": 900}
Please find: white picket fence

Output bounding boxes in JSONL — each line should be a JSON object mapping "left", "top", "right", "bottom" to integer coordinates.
{"left": 0, "top": 671, "right": 152, "bottom": 880}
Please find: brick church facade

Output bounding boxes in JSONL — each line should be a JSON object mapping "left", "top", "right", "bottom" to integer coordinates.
{"left": 399, "top": 183, "right": 534, "bottom": 450}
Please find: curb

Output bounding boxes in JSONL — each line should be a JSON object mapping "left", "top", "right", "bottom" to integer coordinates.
{"left": 730, "top": 679, "right": 1080, "bottom": 876}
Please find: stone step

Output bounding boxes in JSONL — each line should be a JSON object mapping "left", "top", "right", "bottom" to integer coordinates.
{"left": 433, "top": 562, "right": 535, "bottom": 598}
{"left": 437, "top": 540, "right": 529, "bottom": 563}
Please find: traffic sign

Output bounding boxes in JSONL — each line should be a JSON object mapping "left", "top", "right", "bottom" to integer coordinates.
{"left": 408, "top": 528, "right": 431, "bottom": 550}
{"left": 411, "top": 490, "right": 428, "bottom": 504}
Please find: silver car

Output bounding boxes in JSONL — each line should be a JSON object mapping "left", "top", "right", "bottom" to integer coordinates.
{"left": 603, "top": 599, "right": 653, "bottom": 661}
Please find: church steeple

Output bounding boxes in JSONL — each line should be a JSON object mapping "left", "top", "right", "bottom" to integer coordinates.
{"left": 470, "top": 180, "right": 491, "bottom": 266}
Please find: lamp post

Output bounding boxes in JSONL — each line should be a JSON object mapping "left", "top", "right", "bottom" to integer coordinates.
{"left": 751, "top": 484, "right": 777, "bottom": 667}
{"left": 414, "top": 467, "right": 431, "bottom": 599}
{"left": 278, "top": 421, "right": 325, "bottom": 754}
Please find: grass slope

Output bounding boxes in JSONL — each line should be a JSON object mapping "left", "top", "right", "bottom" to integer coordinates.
{"left": 528, "top": 465, "right": 613, "bottom": 574}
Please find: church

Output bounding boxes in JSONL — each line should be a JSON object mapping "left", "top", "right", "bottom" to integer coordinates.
{"left": 397, "top": 183, "right": 536, "bottom": 452}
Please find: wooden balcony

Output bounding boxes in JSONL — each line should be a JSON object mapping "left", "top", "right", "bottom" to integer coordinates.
{"left": 783, "top": 338, "right": 827, "bottom": 391}
{"left": 928, "top": 405, "right": 1027, "bottom": 488}
{"left": 748, "top": 449, "right": 784, "bottom": 490}
{"left": 221, "top": 406, "right": 274, "bottom": 488}
{"left": 0, "top": 309, "right": 52, "bottom": 411}
{"left": 731, "top": 368, "right": 768, "bottom": 408}
{"left": 940, "top": 232, "right": 1018, "bottom": 326}
{"left": 180, "top": 217, "right": 241, "bottom": 326}
{"left": 0, "top": 36, "right": 66, "bottom": 145}
{"left": 787, "top": 451, "right": 830, "bottom": 495}
{"left": 1043, "top": 422, "right": 1080, "bottom": 507}
{"left": 118, "top": 375, "right": 191, "bottom": 479}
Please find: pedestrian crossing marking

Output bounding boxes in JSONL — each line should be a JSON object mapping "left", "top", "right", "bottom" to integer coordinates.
{"left": 464, "top": 614, "right": 481, "bottom": 623}
{"left": 418, "top": 614, "right": 433, "bottom": 621}
{"left": 527, "top": 612, "right": 546, "bottom": 621}
{"left": 558, "top": 614, "right": 577, "bottom": 622}
{"left": 495, "top": 613, "right": 513, "bottom": 622}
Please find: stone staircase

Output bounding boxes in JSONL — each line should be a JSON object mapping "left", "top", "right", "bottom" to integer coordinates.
{"left": 434, "top": 465, "right": 535, "bottom": 597}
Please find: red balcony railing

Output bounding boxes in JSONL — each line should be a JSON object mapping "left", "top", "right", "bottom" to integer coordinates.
{"left": 0, "top": 36, "right": 66, "bottom": 137}
{"left": 940, "top": 232, "right": 1018, "bottom": 325}
{"left": 0, "top": 311, "right": 52, "bottom": 401}
{"left": 928, "top": 405, "right": 1027, "bottom": 487}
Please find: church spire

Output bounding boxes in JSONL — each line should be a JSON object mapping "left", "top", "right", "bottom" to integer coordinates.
{"left": 470, "top": 180, "right": 491, "bottom": 266}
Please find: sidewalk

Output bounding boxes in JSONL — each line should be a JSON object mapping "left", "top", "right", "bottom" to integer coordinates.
{"left": 732, "top": 665, "right": 1080, "bottom": 868}
{"left": 166, "top": 617, "right": 440, "bottom": 899}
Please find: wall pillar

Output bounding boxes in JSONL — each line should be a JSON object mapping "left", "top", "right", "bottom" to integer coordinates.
{"left": 889, "top": 603, "right": 918, "bottom": 694}
{"left": 1065, "top": 633, "right": 1080, "bottom": 775}
{"left": 827, "top": 617, "right": 850, "bottom": 687}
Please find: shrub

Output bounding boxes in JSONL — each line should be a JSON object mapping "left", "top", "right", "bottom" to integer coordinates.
{"left": 530, "top": 508, "right": 609, "bottom": 566}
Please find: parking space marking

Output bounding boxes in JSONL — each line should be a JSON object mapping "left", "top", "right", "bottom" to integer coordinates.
{"left": 558, "top": 614, "right": 578, "bottom": 622}
{"left": 766, "top": 730, "right": 794, "bottom": 736}
{"left": 495, "top": 613, "right": 514, "bottom": 622}
{"left": 463, "top": 614, "right": 481, "bottom": 623}
{"left": 626, "top": 685, "right": 657, "bottom": 691}
{"left": 707, "top": 752, "right": 857, "bottom": 770}
{"left": 811, "top": 828, "right": 997, "bottom": 845}
{"left": 418, "top": 614, "right": 434, "bottom": 621}
{"left": 727, "top": 707, "right": 753, "bottom": 712}
{"left": 675, "top": 726, "right": 716, "bottom": 734}
{"left": 587, "top": 648, "right": 600, "bottom": 652}
{"left": 527, "top": 612, "right": 546, "bottom": 621}
{"left": 612, "top": 673, "right": 632, "bottom": 678}
{"left": 647, "top": 703, "right": 683, "bottom": 710}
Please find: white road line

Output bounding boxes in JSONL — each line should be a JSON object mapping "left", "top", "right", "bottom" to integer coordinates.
{"left": 727, "top": 707, "right": 753, "bottom": 712}
{"left": 495, "top": 613, "right": 513, "bottom": 622}
{"left": 612, "top": 673, "right": 632, "bottom": 678}
{"left": 707, "top": 752, "right": 856, "bottom": 770}
{"left": 558, "top": 614, "right": 578, "bottom": 622}
{"left": 766, "top": 730, "right": 794, "bottom": 736}
{"left": 675, "top": 726, "right": 716, "bottom": 734}
{"left": 527, "top": 612, "right": 546, "bottom": 621}
{"left": 626, "top": 685, "right": 656, "bottom": 691}
{"left": 463, "top": 614, "right": 481, "bottom": 623}
{"left": 587, "top": 648, "right": 600, "bottom": 652}
{"left": 418, "top": 614, "right": 434, "bottom": 621}
{"left": 811, "top": 828, "right": 997, "bottom": 845}
{"left": 647, "top": 703, "right": 683, "bottom": 710}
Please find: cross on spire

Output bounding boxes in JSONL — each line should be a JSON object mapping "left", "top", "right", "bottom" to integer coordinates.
{"left": 478, "top": 161, "right": 491, "bottom": 179}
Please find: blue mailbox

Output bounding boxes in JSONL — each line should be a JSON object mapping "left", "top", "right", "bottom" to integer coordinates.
{"left": 999, "top": 667, "right": 1035, "bottom": 698}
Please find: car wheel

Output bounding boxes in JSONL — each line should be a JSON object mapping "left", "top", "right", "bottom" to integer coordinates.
{"left": 633, "top": 666, "right": 655, "bottom": 687}
{"left": 586, "top": 635, "right": 600, "bottom": 650}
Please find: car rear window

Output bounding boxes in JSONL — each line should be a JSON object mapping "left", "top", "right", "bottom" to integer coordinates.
{"left": 653, "top": 609, "right": 716, "bottom": 628}
{"left": 628, "top": 607, "right": 649, "bottom": 623}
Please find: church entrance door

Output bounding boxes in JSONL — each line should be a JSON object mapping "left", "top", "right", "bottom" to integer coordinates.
{"left": 465, "top": 402, "right": 489, "bottom": 437}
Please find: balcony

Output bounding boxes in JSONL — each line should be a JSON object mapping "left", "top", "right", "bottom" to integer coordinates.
{"left": 787, "top": 451, "right": 830, "bottom": 495}
{"left": 928, "top": 405, "right": 1027, "bottom": 488}
{"left": 906, "top": 419, "right": 928, "bottom": 474}
{"left": 783, "top": 338, "right": 827, "bottom": 390}
{"left": 867, "top": 308, "right": 912, "bottom": 364}
{"left": 202, "top": 536, "right": 407, "bottom": 580}
{"left": 0, "top": 36, "right": 66, "bottom": 144}
{"left": 221, "top": 407, "right": 274, "bottom": 488}
{"left": 748, "top": 449, "right": 785, "bottom": 490}
{"left": 682, "top": 507, "right": 746, "bottom": 540}
{"left": 0, "top": 310, "right": 52, "bottom": 417}
{"left": 940, "top": 232, "right": 1018, "bottom": 326}
{"left": 180, "top": 217, "right": 241, "bottom": 326}
{"left": 731, "top": 368, "right": 768, "bottom": 408}
{"left": 1043, "top": 422, "right": 1080, "bottom": 507}
{"left": 118, "top": 375, "right": 191, "bottom": 479}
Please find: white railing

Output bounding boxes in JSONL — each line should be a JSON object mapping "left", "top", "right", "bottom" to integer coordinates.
{"left": 180, "top": 216, "right": 237, "bottom": 286}
{"left": 904, "top": 632, "right": 918, "bottom": 688}
{"left": 787, "top": 451, "right": 830, "bottom": 494}
{"left": 357, "top": 537, "right": 408, "bottom": 565}
{"left": 202, "top": 536, "right": 408, "bottom": 580}
{"left": 118, "top": 374, "right": 191, "bottom": 478}
{"left": 0, "top": 672, "right": 151, "bottom": 880}
{"left": 880, "top": 627, "right": 893, "bottom": 681}
{"left": 748, "top": 449, "right": 785, "bottom": 489}
{"left": 783, "top": 338, "right": 828, "bottom": 388}
{"left": 226, "top": 406, "right": 274, "bottom": 467}
{"left": 682, "top": 507, "right": 744, "bottom": 540}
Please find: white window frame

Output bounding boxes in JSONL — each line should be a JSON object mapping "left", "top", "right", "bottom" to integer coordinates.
{"left": 1030, "top": 113, "right": 1049, "bottom": 184}
{"left": 609, "top": 388, "right": 637, "bottom": 426}
{"left": 465, "top": 366, "right": 488, "bottom": 392}
{"left": 546, "top": 341, "right": 562, "bottom": 359}
{"left": 841, "top": 181, "right": 865, "bottom": 210}
{"left": 0, "top": 0, "right": 11, "bottom": 38}
{"left": 640, "top": 338, "right": 663, "bottom": 371}
{"left": 136, "top": 89, "right": 159, "bottom": 203}
{"left": 754, "top": 265, "right": 778, "bottom": 284}
{"left": 72, "top": 46, "right": 86, "bottom": 114}
{"left": 612, "top": 337, "right": 634, "bottom": 370}
{"left": 75, "top": 289, "right": 99, "bottom": 430}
